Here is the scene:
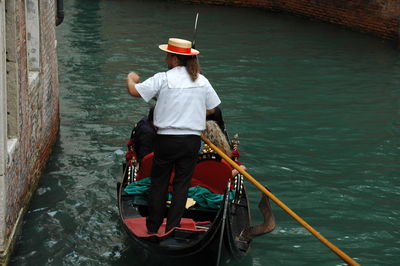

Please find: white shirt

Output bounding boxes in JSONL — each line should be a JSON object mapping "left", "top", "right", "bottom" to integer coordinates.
{"left": 136, "top": 66, "right": 221, "bottom": 135}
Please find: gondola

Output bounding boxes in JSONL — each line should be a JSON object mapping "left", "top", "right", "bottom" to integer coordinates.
{"left": 117, "top": 130, "right": 275, "bottom": 264}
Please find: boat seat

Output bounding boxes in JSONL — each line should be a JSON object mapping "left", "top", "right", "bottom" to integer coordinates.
{"left": 136, "top": 152, "right": 154, "bottom": 181}
{"left": 190, "top": 159, "right": 232, "bottom": 195}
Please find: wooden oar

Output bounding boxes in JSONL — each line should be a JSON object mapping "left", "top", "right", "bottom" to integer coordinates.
{"left": 201, "top": 135, "right": 360, "bottom": 266}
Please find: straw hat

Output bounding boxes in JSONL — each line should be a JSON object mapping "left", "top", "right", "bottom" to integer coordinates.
{"left": 159, "top": 38, "right": 200, "bottom": 56}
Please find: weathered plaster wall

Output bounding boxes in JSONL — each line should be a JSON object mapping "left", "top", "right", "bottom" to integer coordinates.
{"left": 0, "top": 0, "right": 8, "bottom": 257}
{"left": 0, "top": 0, "right": 60, "bottom": 265}
{"left": 177, "top": 0, "right": 400, "bottom": 41}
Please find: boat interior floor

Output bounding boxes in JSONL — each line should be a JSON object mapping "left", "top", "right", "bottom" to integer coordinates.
{"left": 121, "top": 192, "right": 218, "bottom": 221}
{"left": 121, "top": 193, "right": 217, "bottom": 245}
{"left": 124, "top": 217, "right": 210, "bottom": 237}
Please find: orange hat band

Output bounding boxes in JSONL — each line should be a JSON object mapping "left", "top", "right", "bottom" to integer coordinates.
{"left": 167, "top": 44, "right": 192, "bottom": 54}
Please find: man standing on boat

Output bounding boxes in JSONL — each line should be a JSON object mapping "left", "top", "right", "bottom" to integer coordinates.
{"left": 126, "top": 38, "right": 221, "bottom": 234}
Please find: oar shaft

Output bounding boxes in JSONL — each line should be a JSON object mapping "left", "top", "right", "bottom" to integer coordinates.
{"left": 192, "top": 12, "right": 199, "bottom": 48}
{"left": 201, "top": 135, "right": 359, "bottom": 266}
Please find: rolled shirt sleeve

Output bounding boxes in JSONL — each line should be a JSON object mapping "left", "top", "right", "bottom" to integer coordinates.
{"left": 135, "top": 73, "right": 165, "bottom": 102}
{"left": 205, "top": 83, "right": 221, "bottom": 110}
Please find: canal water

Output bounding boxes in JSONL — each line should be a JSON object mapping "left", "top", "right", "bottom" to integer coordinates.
{"left": 10, "top": 0, "right": 400, "bottom": 265}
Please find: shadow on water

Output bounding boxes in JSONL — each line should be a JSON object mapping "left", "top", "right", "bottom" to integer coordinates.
{"left": 70, "top": 0, "right": 102, "bottom": 52}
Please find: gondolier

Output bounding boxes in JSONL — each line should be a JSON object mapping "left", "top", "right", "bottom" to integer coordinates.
{"left": 126, "top": 37, "right": 221, "bottom": 234}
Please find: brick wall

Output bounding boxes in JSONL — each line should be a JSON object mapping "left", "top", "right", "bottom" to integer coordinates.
{"left": 0, "top": 0, "right": 60, "bottom": 264}
{"left": 177, "top": 0, "right": 400, "bottom": 41}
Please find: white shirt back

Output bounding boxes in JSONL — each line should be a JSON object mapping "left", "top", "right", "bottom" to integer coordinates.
{"left": 136, "top": 66, "right": 221, "bottom": 135}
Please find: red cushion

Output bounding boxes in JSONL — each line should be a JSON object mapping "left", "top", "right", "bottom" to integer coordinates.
{"left": 190, "top": 160, "right": 232, "bottom": 194}
{"left": 136, "top": 152, "right": 154, "bottom": 181}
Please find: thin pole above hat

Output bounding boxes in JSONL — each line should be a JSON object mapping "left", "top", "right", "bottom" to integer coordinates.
{"left": 159, "top": 38, "right": 200, "bottom": 56}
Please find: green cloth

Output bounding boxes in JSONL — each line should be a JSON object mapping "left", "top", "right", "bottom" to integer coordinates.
{"left": 124, "top": 177, "right": 152, "bottom": 194}
{"left": 188, "top": 186, "right": 236, "bottom": 209}
{"left": 124, "top": 177, "right": 235, "bottom": 209}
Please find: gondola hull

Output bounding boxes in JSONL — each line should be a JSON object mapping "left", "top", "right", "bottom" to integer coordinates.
{"left": 117, "top": 161, "right": 252, "bottom": 262}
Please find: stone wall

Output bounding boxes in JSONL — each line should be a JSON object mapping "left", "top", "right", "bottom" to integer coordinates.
{"left": 0, "top": 0, "right": 60, "bottom": 265}
{"left": 177, "top": 0, "right": 400, "bottom": 41}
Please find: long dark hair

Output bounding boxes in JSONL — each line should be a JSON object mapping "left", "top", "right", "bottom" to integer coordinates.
{"left": 175, "top": 54, "right": 201, "bottom": 82}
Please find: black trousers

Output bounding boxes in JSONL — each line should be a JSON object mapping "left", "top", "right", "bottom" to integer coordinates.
{"left": 146, "top": 134, "right": 200, "bottom": 233}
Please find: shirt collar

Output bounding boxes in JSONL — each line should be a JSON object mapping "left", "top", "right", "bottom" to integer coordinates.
{"left": 166, "top": 66, "right": 204, "bottom": 88}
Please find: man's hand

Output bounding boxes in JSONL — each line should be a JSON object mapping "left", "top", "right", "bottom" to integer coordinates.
{"left": 127, "top": 72, "right": 141, "bottom": 97}
{"left": 127, "top": 72, "right": 140, "bottom": 83}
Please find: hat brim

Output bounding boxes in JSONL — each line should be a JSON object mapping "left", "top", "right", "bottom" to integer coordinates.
{"left": 159, "top": 44, "right": 200, "bottom": 56}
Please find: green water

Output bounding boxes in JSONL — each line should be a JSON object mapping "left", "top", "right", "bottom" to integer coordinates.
{"left": 10, "top": 0, "right": 400, "bottom": 265}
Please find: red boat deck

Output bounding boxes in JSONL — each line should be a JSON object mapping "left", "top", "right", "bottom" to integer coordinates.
{"left": 124, "top": 217, "right": 209, "bottom": 237}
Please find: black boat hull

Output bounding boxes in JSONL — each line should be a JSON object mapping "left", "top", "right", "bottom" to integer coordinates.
{"left": 117, "top": 161, "right": 252, "bottom": 261}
